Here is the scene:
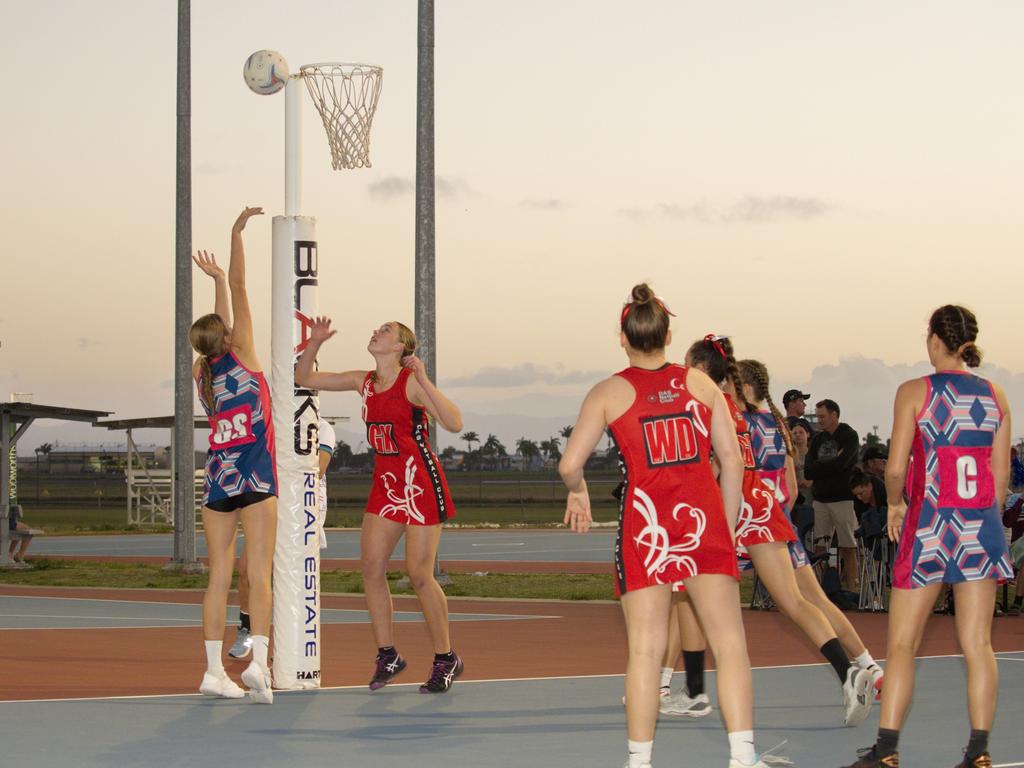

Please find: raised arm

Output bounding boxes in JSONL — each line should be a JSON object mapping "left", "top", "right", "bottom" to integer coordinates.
{"left": 227, "top": 206, "right": 263, "bottom": 363}
{"left": 192, "top": 250, "right": 230, "bottom": 326}
{"left": 405, "top": 356, "right": 463, "bottom": 433}
{"left": 294, "top": 316, "right": 367, "bottom": 392}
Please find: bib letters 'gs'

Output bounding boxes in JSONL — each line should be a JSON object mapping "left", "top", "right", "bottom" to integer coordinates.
{"left": 893, "top": 371, "right": 1013, "bottom": 588}
{"left": 607, "top": 364, "right": 738, "bottom": 597}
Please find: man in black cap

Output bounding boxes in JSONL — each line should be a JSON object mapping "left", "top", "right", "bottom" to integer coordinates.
{"left": 862, "top": 445, "right": 887, "bottom": 480}
{"left": 783, "top": 389, "right": 812, "bottom": 420}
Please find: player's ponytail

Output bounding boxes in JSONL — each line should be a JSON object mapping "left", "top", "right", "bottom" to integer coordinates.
{"left": 188, "top": 313, "right": 228, "bottom": 411}
{"left": 929, "top": 304, "right": 982, "bottom": 368}
{"left": 738, "top": 358, "right": 794, "bottom": 457}
{"left": 687, "top": 335, "right": 752, "bottom": 413}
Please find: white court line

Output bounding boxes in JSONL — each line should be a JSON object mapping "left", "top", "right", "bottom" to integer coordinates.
{"left": 993, "top": 763, "right": 1024, "bottom": 767}
{"left": 471, "top": 542, "right": 525, "bottom": 547}
{"left": 2, "top": 651, "right": 997, "bottom": 706}
{"left": 2, "top": 614, "right": 197, "bottom": 622}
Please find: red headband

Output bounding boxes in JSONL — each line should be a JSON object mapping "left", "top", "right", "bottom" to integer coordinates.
{"left": 621, "top": 296, "right": 676, "bottom": 329}
{"left": 704, "top": 333, "right": 728, "bottom": 359}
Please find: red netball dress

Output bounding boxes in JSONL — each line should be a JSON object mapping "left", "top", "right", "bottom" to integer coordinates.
{"left": 607, "top": 364, "right": 739, "bottom": 596}
{"left": 727, "top": 394, "right": 796, "bottom": 549}
{"left": 361, "top": 369, "right": 455, "bottom": 526}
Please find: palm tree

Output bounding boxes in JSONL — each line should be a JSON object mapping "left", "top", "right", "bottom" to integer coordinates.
{"left": 516, "top": 438, "right": 540, "bottom": 470}
{"left": 540, "top": 438, "right": 562, "bottom": 463}
{"left": 461, "top": 431, "right": 479, "bottom": 454}
{"left": 559, "top": 425, "right": 573, "bottom": 449}
{"left": 481, "top": 434, "right": 507, "bottom": 470}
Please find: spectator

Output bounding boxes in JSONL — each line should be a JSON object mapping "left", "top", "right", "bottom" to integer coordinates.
{"left": 783, "top": 389, "right": 812, "bottom": 420}
{"left": 787, "top": 417, "right": 814, "bottom": 505}
{"left": 862, "top": 445, "right": 888, "bottom": 480}
{"left": 805, "top": 398, "right": 860, "bottom": 593}
{"left": 849, "top": 469, "right": 888, "bottom": 518}
{"left": 1003, "top": 493, "right": 1024, "bottom": 615}
{"left": 1011, "top": 446, "right": 1024, "bottom": 492}
{"left": 7, "top": 505, "right": 32, "bottom": 563}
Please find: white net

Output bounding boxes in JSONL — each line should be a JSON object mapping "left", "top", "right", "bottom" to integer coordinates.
{"left": 301, "top": 63, "right": 383, "bottom": 170}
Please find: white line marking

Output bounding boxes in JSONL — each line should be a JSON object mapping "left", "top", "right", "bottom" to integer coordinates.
{"left": 471, "top": 542, "right": 525, "bottom": 547}
{"left": 993, "top": 762, "right": 1024, "bottom": 767}
{"left": 1, "top": 614, "right": 197, "bottom": 622}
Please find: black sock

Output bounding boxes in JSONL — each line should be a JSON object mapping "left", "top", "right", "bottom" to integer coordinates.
{"left": 1014, "top": 595, "right": 1023, "bottom": 607}
{"left": 820, "top": 638, "right": 852, "bottom": 683}
{"left": 378, "top": 645, "right": 397, "bottom": 658}
{"left": 876, "top": 728, "right": 899, "bottom": 757}
{"left": 682, "top": 650, "right": 706, "bottom": 697}
{"left": 965, "top": 729, "right": 989, "bottom": 760}
{"left": 239, "top": 611, "right": 251, "bottom": 631}
{"left": 435, "top": 650, "right": 456, "bottom": 662}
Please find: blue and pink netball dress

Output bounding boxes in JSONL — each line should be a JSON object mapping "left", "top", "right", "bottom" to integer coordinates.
{"left": 197, "top": 351, "right": 278, "bottom": 511}
{"left": 892, "top": 371, "right": 1013, "bottom": 589}
{"left": 745, "top": 409, "right": 809, "bottom": 568}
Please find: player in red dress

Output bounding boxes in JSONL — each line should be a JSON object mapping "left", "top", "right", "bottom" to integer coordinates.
{"left": 296, "top": 317, "right": 465, "bottom": 693}
{"left": 663, "top": 337, "right": 876, "bottom": 727}
{"left": 559, "top": 283, "right": 776, "bottom": 768}
{"left": 843, "top": 306, "right": 1013, "bottom": 768}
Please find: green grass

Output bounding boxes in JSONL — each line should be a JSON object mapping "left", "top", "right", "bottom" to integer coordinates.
{"left": 0, "top": 558, "right": 779, "bottom": 603}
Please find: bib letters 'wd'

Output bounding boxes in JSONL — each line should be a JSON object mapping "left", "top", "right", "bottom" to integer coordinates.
{"left": 361, "top": 368, "right": 455, "bottom": 526}
{"left": 198, "top": 351, "right": 278, "bottom": 505}
{"left": 893, "top": 371, "right": 1013, "bottom": 588}
{"left": 607, "top": 364, "right": 738, "bottom": 597}
{"left": 271, "top": 216, "right": 322, "bottom": 690}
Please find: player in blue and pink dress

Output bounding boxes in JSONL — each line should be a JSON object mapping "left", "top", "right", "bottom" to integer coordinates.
{"left": 844, "top": 305, "right": 1013, "bottom": 768}
{"left": 295, "top": 317, "right": 464, "bottom": 694}
{"left": 189, "top": 206, "right": 276, "bottom": 704}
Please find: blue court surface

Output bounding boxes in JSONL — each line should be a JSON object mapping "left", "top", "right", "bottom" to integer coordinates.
{"left": 31, "top": 529, "right": 616, "bottom": 562}
{"left": 0, "top": 595, "right": 556, "bottom": 630}
{"left": 1, "top": 655, "right": 1022, "bottom": 768}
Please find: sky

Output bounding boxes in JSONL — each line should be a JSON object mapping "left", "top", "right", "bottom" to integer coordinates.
{"left": 2, "top": 1, "right": 1023, "bottom": 454}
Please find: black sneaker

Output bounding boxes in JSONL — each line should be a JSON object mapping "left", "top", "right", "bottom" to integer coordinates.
{"left": 368, "top": 652, "right": 407, "bottom": 690}
{"left": 419, "top": 653, "right": 464, "bottom": 693}
{"left": 841, "top": 745, "right": 899, "bottom": 767}
{"left": 953, "top": 754, "right": 992, "bottom": 768}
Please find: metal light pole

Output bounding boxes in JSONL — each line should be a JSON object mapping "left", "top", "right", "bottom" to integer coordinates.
{"left": 172, "top": 0, "right": 201, "bottom": 571}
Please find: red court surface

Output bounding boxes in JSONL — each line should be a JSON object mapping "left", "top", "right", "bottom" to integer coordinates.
{"left": 3, "top": 583, "right": 1023, "bottom": 703}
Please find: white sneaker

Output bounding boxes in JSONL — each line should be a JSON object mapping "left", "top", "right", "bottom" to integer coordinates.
{"left": 660, "top": 690, "right": 712, "bottom": 718}
{"left": 199, "top": 670, "right": 245, "bottom": 699}
{"left": 241, "top": 662, "right": 274, "bottom": 704}
{"left": 228, "top": 627, "right": 253, "bottom": 659}
{"left": 842, "top": 666, "right": 873, "bottom": 726}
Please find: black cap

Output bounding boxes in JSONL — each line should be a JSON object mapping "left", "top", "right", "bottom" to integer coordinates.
{"left": 783, "top": 389, "right": 812, "bottom": 407}
{"left": 863, "top": 446, "right": 888, "bottom": 461}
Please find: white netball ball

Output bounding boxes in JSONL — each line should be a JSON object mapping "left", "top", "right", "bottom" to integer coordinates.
{"left": 243, "top": 50, "right": 289, "bottom": 95}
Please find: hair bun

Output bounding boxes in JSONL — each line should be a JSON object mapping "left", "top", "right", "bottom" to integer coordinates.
{"left": 961, "top": 342, "right": 982, "bottom": 368}
{"left": 631, "top": 282, "right": 655, "bottom": 305}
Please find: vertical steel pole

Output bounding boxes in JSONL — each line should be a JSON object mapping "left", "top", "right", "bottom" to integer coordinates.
{"left": 415, "top": 0, "right": 436, "bottom": 422}
{"left": 1, "top": 413, "right": 11, "bottom": 566}
{"left": 284, "top": 77, "right": 302, "bottom": 217}
{"left": 173, "top": 0, "right": 199, "bottom": 569}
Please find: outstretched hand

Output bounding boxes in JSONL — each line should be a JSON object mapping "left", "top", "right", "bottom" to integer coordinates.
{"left": 232, "top": 206, "right": 264, "bottom": 233}
{"left": 310, "top": 316, "right": 337, "bottom": 345}
{"left": 564, "top": 489, "right": 592, "bottom": 533}
{"left": 192, "top": 249, "right": 224, "bottom": 279}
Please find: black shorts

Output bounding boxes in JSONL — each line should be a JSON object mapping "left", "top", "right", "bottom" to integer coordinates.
{"left": 205, "top": 492, "right": 276, "bottom": 513}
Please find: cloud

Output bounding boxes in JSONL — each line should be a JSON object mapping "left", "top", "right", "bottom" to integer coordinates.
{"left": 443, "top": 364, "right": 605, "bottom": 389}
{"left": 368, "top": 176, "right": 414, "bottom": 201}
{"left": 624, "top": 196, "right": 835, "bottom": 224}
{"left": 519, "top": 199, "right": 565, "bottom": 211}
{"left": 723, "top": 195, "right": 832, "bottom": 222}
{"left": 437, "top": 176, "right": 472, "bottom": 199}
{"left": 77, "top": 337, "right": 101, "bottom": 349}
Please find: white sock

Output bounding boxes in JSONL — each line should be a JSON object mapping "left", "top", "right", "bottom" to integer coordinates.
{"left": 204, "top": 640, "right": 224, "bottom": 675}
{"left": 854, "top": 650, "right": 877, "bottom": 670}
{"left": 728, "top": 730, "right": 757, "bottom": 765}
{"left": 251, "top": 635, "right": 269, "bottom": 669}
{"left": 660, "top": 666, "right": 674, "bottom": 689}
{"left": 627, "top": 739, "right": 653, "bottom": 768}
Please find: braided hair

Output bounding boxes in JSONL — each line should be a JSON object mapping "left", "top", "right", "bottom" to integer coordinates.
{"left": 738, "top": 358, "right": 794, "bottom": 457}
{"left": 188, "top": 313, "right": 228, "bottom": 412}
{"left": 929, "top": 305, "right": 982, "bottom": 367}
{"left": 686, "top": 335, "right": 752, "bottom": 413}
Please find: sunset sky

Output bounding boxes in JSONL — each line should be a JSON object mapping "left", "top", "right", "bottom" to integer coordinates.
{"left": 2, "top": 1, "right": 1023, "bottom": 453}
